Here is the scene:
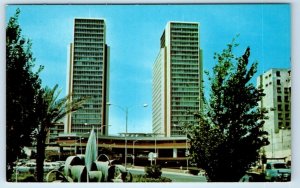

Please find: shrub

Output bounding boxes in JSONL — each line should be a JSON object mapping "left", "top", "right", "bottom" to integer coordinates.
{"left": 145, "top": 165, "right": 162, "bottom": 179}
{"left": 133, "top": 174, "right": 172, "bottom": 182}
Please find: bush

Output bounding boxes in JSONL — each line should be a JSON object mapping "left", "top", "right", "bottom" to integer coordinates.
{"left": 145, "top": 165, "right": 162, "bottom": 179}
{"left": 133, "top": 174, "right": 172, "bottom": 182}
{"left": 189, "top": 168, "right": 200, "bottom": 175}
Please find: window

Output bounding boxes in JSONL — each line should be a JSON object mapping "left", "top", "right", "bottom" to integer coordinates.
{"left": 278, "top": 104, "right": 282, "bottom": 111}
{"left": 277, "top": 96, "right": 282, "bottom": 102}
{"left": 276, "top": 71, "right": 281, "bottom": 77}
{"left": 285, "top": 113, "right": 290, "bottom": 119}
{"left": 277, "top": 87, "right": 281, "bottom": 93}
{"left": 284, "top": 96, "right": 289, "bottom": 102}
{"left": 277, "top": 80, "right": 281, "bottom": 85}
{"left": 284, "top": 88, "right": 289, "bottom": 94}
{"left": 285, "top": 105, "right": 289, "bottom": 111}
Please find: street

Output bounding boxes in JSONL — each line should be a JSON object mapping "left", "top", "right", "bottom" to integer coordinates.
{"left": 128, "top": 168, "right": 207, "bottom": 182}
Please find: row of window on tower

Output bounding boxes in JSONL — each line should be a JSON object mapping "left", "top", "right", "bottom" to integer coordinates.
{"left": 73, "top": 80, "right": 102, "bottom": 85}
{"left": 73, "top": 70, "right": 103, "bottom": 76}
{"left": 74, "top": 57, "right": 103, "bottom": 61}
{"left": 74, "top": 61, "right": 103, "bottom": 66}
{"left": 73, "top": 75, "right": 103, "bottom": 81}
{"left": 75, "top": 38, "right": 104, "bottom": 43}
{"left": 75, "top": 33, "right": 103, "bottom": 38}
{"left": 170, "top": 23, "right": 198, "bottom": 28}
{"left": 74, "top": 43, "right": 103, "bottom": 48}
{"left": 73, "top": 84, "right": 102, "bottom": 90}
{"left": 171, "top": 31, "right": 198, "bottom": 36}
{"left": 171, "top": 73, "right": 199, "bottom": 78}
{"left": 171, "top": 41, "right": 199, "bottom": 46}
{"left": 171, "top": 46, "right": 199, "bottom": 51}
{"left": 75, "top": 22, "right": 104, "bottom": 28}
{"left": 171, "top": 83, "right": 199, "bottom": 88}
{"left": 74, "top": 52, "right": 103, "bottom": 57}
{"left": 73, "top": 65, "right": 103, "bottom": 70}
{"left": 75, "top": 28, "right": 104, "bottom": 33}
{"left": 171, "top": 51, "right": 199, "bottom": 56}
{"left": 74, "top": 108, "right": 102, "bottom": 114}
{"left": 74, "top": 47, "right": 103, "bottom": 52}
{"left": 171, "top": 96, "right": 199, "bottom": 102}
{"left": 172, "top": 60, "right": 200, "bottom": 67}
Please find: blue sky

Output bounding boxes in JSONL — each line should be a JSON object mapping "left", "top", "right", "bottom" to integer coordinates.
{"left": 6, "top": 4, "right": 291, "bottom": 135}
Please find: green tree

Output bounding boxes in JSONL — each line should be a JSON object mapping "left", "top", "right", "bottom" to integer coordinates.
{"left": 187, "top": 38, "right": 269, "bottom": 182}
{"left": 6, "top": 8, "right": 43, "bottom": 181}
{"left": 34, "top": 85, "right": 85, "bottom": 182}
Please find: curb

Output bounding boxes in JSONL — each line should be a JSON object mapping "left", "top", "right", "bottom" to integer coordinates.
{"left": 127, "top": 167, "right": 199, "bottom": 177}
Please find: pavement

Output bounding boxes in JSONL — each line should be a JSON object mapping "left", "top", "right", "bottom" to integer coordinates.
{"left": 127, "top": 166, "right": 207, "bottom": 182}
{"left": 127, "top": 166, "right": 198, "bottom": 176}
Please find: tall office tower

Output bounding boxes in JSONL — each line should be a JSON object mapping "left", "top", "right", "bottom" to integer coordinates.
{"left": 257, "top": 68, "right": 291, "bottom": 159}
{"left": 66, "top": 18, "right": 110, "bottom": 136}
{"left": 152, "top": 22, "right": 203, "bottom": 137}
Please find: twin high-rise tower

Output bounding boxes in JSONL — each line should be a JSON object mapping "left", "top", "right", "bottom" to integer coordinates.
{"left": 152, "top": 22, "right": 203, "bottom": 137}
{"left": 67, "top": 19, "right": 203, "bottom": 137}
{"left": 66, "top": 18, "right": 110, "bottom": 136}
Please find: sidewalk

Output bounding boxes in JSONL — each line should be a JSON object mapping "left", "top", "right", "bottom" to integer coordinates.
{"left": 127, "top": 166, "right": 196, "bottom": 176}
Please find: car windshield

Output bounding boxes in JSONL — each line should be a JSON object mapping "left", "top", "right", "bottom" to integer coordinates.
{"left": 273, "top": 163, "right": 287, "bottom": 169}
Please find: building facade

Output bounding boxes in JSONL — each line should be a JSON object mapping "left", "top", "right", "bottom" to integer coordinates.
{"left": 152, "top": 22, "right": 203, "bottom": 137}
{"left": 55, "top": 133, "right": 190, "bottom": 168}
{"left": 47, "top": 122, "right": 64, "bottom": 144}
{"left": 66, "top": 18, "right": 110, "bottom": 136}
{"left": 257, "top": 68, "right": 291, "bottom": 160}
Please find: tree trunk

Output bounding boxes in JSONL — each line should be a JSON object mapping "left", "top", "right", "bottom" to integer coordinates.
{"left": 36, "top": 130, "right": 46, "bottom": 182}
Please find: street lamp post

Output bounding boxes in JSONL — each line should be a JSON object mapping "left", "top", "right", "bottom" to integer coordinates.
{"left": 281, "top": 126, "right": 285, "bottom": 151}
{"left": 173, "top": 124, "right": 189, "bottom": 171}
{"left": 79, "top": 137, "right": 82, "bottom": 155}
{"left": 265, "top": 128, "right": 274, "bottom": 158}
{"left": 185, "top": 135, "right": 189, "bottom": 171}
{"left": 155, "top": 134, "right": 157, "bottom": 165}
{"left": 74, "top": 137, "right": 84, "bottom": 155}
{"left": 132, "top": 139, "right": 140, "bottom": 167}
{"left": 107, "top": 102, "right": 148, "bottom": 169}
{"left": 152, "top": 133, "right": 158, "bottom": 165}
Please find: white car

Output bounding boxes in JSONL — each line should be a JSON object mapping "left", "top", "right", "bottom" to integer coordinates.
{"left": 15, "top": 161, "right": 61, "bottom": 173}
{"left": 43, "top": 162, "right": 58, "bottom": 172}
{"left": 15, "top": 162, "right": 36, "bottom": 173}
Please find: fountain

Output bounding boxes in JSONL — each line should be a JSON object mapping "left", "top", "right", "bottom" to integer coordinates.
{"left": 46, "top": 128, "right": 132, "bottom": 182}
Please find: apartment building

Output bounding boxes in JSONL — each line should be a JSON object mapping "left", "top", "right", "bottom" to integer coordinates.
{"left": 66, "top": 18, "right": 110, "bottom": 136}
{"left": 152, "top": 22, "right": 203, "bottom": 137}
{"left": 257, "top": 68, "right": 291, "bottom": 159}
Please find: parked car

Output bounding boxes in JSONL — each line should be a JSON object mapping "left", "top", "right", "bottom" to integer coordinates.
{"left": 15, "top": 162, "right": 36, "bottom": 173}
{"left": 265, "top": 162, "right": 291, "bottom": 182}
{"left": 43, "top": 162, "right": 59, "bottom": 172}
{"left": 239, "top": 172, "right": 265, "bottom": 182}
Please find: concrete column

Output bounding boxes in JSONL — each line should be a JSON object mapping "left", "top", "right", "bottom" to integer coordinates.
{"left": 173, "top": 148, "right": 177, "bottom": 158}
